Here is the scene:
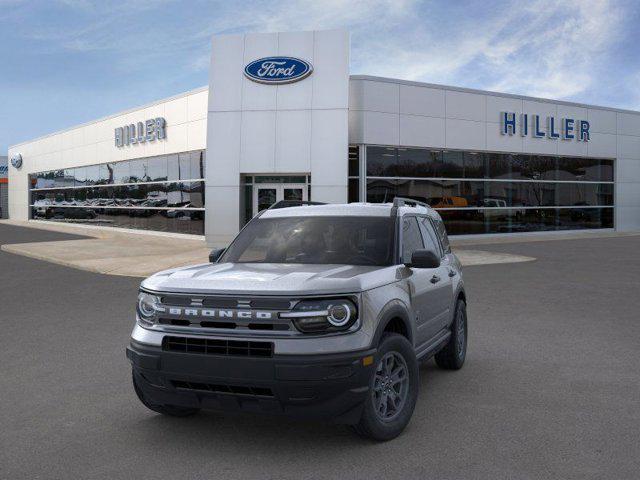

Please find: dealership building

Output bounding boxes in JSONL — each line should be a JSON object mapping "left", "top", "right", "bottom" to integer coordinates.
{"left": 7, "top": 29, "right": 640, "bottom": 246}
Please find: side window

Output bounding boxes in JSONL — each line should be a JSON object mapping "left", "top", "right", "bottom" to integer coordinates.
{"left": 418, "top": 217, "right": 442, "bottom": 257}
{"left": 401, "top": 217, "right": 424, "bottom": 264}
{"left": 433, "top": 218, "right": 451, "bottom": 253}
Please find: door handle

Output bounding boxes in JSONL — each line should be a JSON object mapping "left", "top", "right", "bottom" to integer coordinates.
{"left": 448, "top": 269, "right": 457, "bottom": 277}
{"left": 430, "top": 275, "right": 441, "bottom": 284}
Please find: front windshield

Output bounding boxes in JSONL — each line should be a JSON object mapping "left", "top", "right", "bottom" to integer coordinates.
{"left": 220, "top": 216, "right": 396, "bottom": 266}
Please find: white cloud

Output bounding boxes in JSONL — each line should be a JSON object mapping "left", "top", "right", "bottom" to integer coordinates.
{"left": 7, "top": 0, "right": 632, "bottom": 104}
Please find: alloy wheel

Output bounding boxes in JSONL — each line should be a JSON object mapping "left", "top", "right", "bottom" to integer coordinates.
{"left": 372, "top": 352, "right": 409, "bottom": 422}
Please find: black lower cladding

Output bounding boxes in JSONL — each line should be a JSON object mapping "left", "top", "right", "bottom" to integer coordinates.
{"left": 127, "top": 340, "right": 376, "bottom": 423}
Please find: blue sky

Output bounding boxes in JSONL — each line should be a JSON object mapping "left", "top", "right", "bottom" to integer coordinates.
{"left": 2, "top": 0, "right": 639, "bottom": 153}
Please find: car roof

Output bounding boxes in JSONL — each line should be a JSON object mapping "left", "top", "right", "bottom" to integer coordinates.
{"left": 260, "top": 202, "right": 442, "bottom": 220}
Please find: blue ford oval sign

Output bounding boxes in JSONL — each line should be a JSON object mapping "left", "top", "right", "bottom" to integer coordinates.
{"left": 10, "top": 153, "right": 23, "bottom": 169}
{"left": 244, "top": 56, "right": 313, "bottom": 85}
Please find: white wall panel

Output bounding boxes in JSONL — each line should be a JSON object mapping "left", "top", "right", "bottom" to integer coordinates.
{"left": 617, "top": 135, "right": 640, "bottom": 159}
{"left": 275, "top": 110, "right": 312, "bottom": 172}
{"left": 616, "top": 206, "right": 640, "bottom": 231}
{"left": 616, "top": 182, "right": 640, "bottom": 206}
{"left": 240, "top": 111, "right": 276, "bottom": 172}
{"left": 167, "top": 123, "right": 188, "bottom": 154}
{"left": 206, "top": 111, "right": 241, "bottom": 186}
{"left": 446, "top": 91, "right": 485, "bottom": 122}
{"left": 360, "top": 81, "right": 399, "bottom": 114}
{"left": 363, "top": 111, "right": 399, "bottom": 146}
{"left": 400, "top": 85, "right": 445, "bottom": 117}
{"left": 311, "top": 185, "right": 348, "bottom": 204}
{"left": 399, "top": 115, "right": 445, "bottom": 148}
{"left": 617, "top": 158, "right": 640, "bottom": 183}
{"left": 522, "top": 135, "right": 558, "bottom": 155}
{"left": 617, "top": 112, "right": 640, "bottom": 137}
{"left": 587, "top": 109, "right": 617, "bottom": 134}
{"left": 209, "top": 35, "right": 243, "bottom": 112}
{"left": 348, "top": 80, "right": 365, "bottom": 111}
{"left": 348, "top": 110, "right": 365, "bottom": 144}
{"left": 187, "top": 90, "right": 208, "bottom": 121}
{"left": 311, "top": 109, "right": 348, "bottom": 186}
{"left": 587, "top": 133, "right": 617, "bottom": 158}
{"left": 186, "top": 119, "right": 207, "bottom": 151}
{"left": 311, "top": 29, "right": 350, "bottom": 109}
{"left": 485, "top": 123, "right": 524, "bottom": 152}
{"left": 164, "top": 97, "right": 188, "bottom": 125}
{"left": 446, "top": 118, "right": 485, "bottom": 150}
{"left": 205, "top": 186, "right": 240, "bottom": 246}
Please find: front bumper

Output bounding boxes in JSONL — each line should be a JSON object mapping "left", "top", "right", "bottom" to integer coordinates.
{"left": 127, "top": 340, "right": 376, "bottom": 424}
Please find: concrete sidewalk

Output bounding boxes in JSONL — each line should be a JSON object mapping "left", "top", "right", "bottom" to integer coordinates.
{"left": 0, "top": 219, "right": 535, "bottom": 277}
{"left": 0, "top": 220, "right": 210, "bottom": 277}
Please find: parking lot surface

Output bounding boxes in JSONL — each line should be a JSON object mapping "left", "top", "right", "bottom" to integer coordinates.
{"left": 1, "top": 223, "right": 639, "bottom": 480}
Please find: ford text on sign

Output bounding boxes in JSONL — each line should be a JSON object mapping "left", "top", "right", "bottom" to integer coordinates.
{"left": 244, "top": 57, "right": 313, "bottom": 84}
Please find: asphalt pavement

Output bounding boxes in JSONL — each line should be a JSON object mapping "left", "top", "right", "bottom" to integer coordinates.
{"left": 1, "top": 223, "right": 639, "bottom": 480}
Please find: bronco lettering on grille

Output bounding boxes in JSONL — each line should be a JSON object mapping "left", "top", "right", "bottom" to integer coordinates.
{"left": 165, "top": 308, "right": 274, "bottom": 320}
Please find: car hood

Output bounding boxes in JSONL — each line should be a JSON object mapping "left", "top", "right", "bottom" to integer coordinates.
{"left": 141, "top": 262, "right": 398, "bottom": 296}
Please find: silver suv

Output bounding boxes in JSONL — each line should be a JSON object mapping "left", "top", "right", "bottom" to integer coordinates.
{"left": 127, "top": 198, "right": 467, "bottom": 440}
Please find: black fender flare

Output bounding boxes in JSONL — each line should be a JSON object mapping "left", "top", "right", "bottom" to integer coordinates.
{"left": 371, "top": 300, "right": 414, "bottom": 348}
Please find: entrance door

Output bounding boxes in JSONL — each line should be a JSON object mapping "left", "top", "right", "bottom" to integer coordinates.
{"left": 253, "top": 183, "right": 307, "bottom": 216}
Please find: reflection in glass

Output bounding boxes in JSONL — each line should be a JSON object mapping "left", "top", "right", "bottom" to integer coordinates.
{"left": 348, "top": 146, "right": 359, "bottom": 177}
{"left": 129, "top": 159, "right": 148, "bottom": 182}
{"left": 167, "top": 154, "right": 180, "bottom": 181}
{"left": 148, "top": 155, "right": 168, "bottom": 182}
{"left": 111, "top": 161, "right": 130, "bottom": 184}
{"left": 258, "top": 188, "right": 277, "bottom": 212}
{"left": 348, "top": 179, "right": 359, "bottom": 203}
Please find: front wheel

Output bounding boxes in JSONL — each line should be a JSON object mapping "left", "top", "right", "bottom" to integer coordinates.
{"left": 352, "top": 333, "right": 419, "bottom": 441}
{"left": 132, "top": 372, "right": 200, "bottom": 417}
{"left": 435, "top": 299, "right": 467, "bottom": 370}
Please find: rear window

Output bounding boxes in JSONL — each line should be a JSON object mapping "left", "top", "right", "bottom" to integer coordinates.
{"left": 221, "top": 216, "right": 396, "bottom": 266}
{"left": 433, "top": 217, "right": 451, "bottom": 253}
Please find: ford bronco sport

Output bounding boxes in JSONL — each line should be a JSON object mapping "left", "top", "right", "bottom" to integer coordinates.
{"left": 127, "top": 198, "right": 467, "bottom": 440}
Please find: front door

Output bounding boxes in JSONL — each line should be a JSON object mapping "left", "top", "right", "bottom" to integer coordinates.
{"left": 253, "top": 183, "right": 307, "bottom": 216}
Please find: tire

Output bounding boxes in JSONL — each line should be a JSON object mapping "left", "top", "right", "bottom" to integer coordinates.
{"left": 132, "top": 372, "right": 200, "bottom": 417}
{"left": 352, "top": 333, "right": 419, "bottom": 441}
{"left": 435, "top": 299, "right": 467, "bottom": 370}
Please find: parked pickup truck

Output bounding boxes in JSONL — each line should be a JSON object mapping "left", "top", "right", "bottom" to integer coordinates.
{"left": 126, "top": 197, "right": 468, "bottom": 440}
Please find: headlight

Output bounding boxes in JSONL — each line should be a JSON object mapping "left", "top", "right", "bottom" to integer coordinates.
{"left": 136, "top": 291, "right": 162, "bottom": 326}
{"left": 281, "top": 298, "right": 358, "bottom": 333}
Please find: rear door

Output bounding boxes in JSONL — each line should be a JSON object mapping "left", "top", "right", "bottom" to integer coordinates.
{"left": 401, "top": 216, "right": 447, "bottom": 348}
{"left": 417, "top": 216, "right": 454, "bottom": 337}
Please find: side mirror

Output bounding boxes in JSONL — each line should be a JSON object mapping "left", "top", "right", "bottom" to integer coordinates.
{"left": 406, "top": 249, "right": 440, "bottom": 269}
{"left": 209, "top": 248, "right": 225, "bottom": 263}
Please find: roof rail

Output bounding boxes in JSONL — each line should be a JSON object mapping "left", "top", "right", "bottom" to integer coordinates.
{"left": 392, "top": 197, "right": 430, "bottom": 209}
{"left": 268, "top": 200, "right": 327, "bottom": 210}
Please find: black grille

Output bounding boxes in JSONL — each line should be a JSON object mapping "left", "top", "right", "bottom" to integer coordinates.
{"left": 171, "top": 380, "right": 274, "bottom": 397}
{"left": 162, "top": 336, "right": 273, "bottom": 357}
{"left": 157, "top": 318, "right": 290, "bottom": 331}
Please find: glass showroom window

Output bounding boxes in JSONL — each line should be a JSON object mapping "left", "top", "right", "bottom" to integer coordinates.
{"left": 365, "top": 146, "right": 614, "bottom": 235}
{"left": 29, "top": 150, "right": 206, "bottom": 235}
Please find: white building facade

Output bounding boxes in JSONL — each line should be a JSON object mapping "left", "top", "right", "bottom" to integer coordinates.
{"left": 8, "top": 29, "right": 640, "bottom": 246}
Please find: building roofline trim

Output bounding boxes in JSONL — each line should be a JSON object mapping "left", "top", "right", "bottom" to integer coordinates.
{"left": 8, "top": 85, "right": 209, "bottom": 150}
{"left": 349, "top": 75, "right": 640, "bottom": 116}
